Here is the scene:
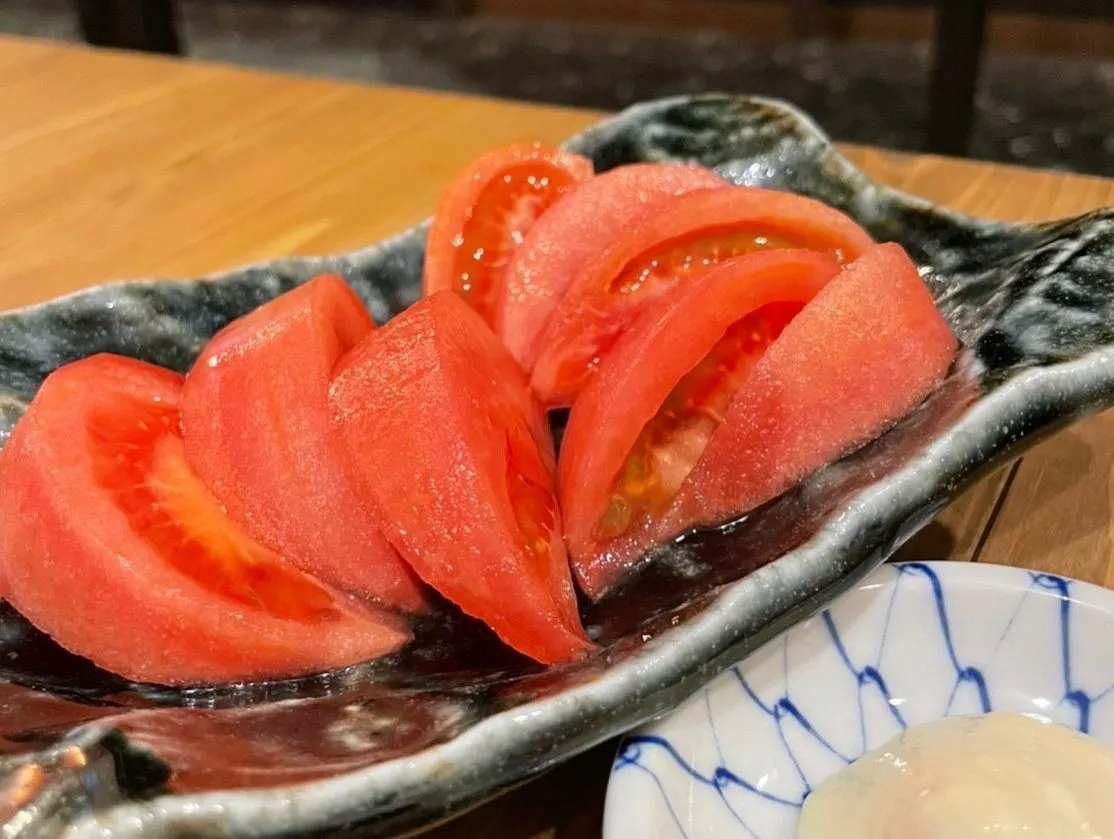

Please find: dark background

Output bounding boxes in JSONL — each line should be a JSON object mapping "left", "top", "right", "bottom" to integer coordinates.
{"left": 3, "top": 0, "right": 1112, "bottom": 175}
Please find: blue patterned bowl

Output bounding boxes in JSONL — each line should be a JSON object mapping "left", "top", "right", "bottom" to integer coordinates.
{"left": 604, "top": 561, "right": 1114, "bottom": 838}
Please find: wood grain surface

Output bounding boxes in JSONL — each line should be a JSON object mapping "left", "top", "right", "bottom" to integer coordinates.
{"left": 1, "top": 35, "right": 1113, "bottom": 839}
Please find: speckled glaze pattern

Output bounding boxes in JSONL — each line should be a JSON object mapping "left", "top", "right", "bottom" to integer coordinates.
{"left": 1, "top": 95, "right": 1114, "bottom": 839}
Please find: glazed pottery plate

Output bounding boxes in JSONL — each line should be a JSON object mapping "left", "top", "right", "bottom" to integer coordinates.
{"left": 2, "top": 94, "right": 1114, "bottom": 838}
{"left": 603, "top": 561, "right": 1114, "bottom": 838}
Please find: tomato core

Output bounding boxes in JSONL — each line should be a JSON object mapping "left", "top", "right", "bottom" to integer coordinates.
{"left": 596, "top": 300, "right": 804, "bottom": 539}
{"left": 88, "top": 398, "right": 343, "bottom": 622}
{"left": 451, "top": 163, "right": 581, "bottom": 324}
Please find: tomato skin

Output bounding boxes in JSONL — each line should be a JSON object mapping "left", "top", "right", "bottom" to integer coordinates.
{"left": 330, "top": 292, "right": 592, "bottom": 665}
{"left": 0, "top": 355, "right": 408, "bottom": 686}
{"left": 423, "top": 142, "right": 593, "bottom": 328}
{"left": 665, "top": 242, "right": 957, "bottom": 535}
{"left": 531, "top": 186, "right": 876, "bottom": 407}
{"left": 181, "top": 275, "right": 426, "bottom": 612}
{"left": 561, "top": 251, "right": 841, "bottom": 599}
{"left": 496, "top": 163, "right": 724, "bottom": 369}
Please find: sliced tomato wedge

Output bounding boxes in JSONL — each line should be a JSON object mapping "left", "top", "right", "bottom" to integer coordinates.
{"left": 560, "top": 250, "right": 841, "bottom": 599}
{"left": 181, "top": 275, "right": 426, "bottom": 612}
{"left": 664, "top": 243, "right": 957, "bottom": 536}
{"left": 0, "top": 355, "right": 408, "bottom": 686}
{"left": 531, "top": 186, "right": 876, "bottom": 407}
{"left": 423, "top": 142, "right": 593, "bottom": 329}
{"left": 495, "top": 162, "right": 724, "bottom": 369}
{"left": 329, "top": 292, "right": 592, "bottom": 665}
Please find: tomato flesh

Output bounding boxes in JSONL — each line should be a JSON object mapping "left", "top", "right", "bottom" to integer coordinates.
{"left": 608, "top": 227, "right": 808, "bottom": 296}
{"left": 330, "top": 292, "right": 592, "bottom": 665}
{"left": 496, "top": 162, "right": 724, "bottom": 369}
{"left": 666, "top": 242, "right": 958, "bottom": 534}
{"left": 182, "top": 275, "right": 426, "bottom": 612}
{"left": 505, "top": 422, "right": 560, "bottom": 560}
{"left": 532, "top": 187, "right": 875, "bottom": 407}
{"left": 0, "top": 355, "right": 407, "bottom": 685}
{"left": 452, "top": 164, "right": 581, "bottom": 320}
{"left": 424, "top": 142, "right": 593, "bottom": 328}
{"left": 560, "top": 251, "right": 842, "bottom": 599}
{"left": 596, "top": 301, "right": 803, "bottom": 540}
{"left": 92, "top": 399, "right": 338, "bottom": 622}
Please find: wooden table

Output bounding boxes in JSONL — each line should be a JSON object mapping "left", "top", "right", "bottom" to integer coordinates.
{"left": 3, "top": 34, "right": 1114, "bottom": 838}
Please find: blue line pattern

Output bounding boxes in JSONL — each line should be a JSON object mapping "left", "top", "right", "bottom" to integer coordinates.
{"left": 609, "top": 562, "right": 1114, "bottom": 839}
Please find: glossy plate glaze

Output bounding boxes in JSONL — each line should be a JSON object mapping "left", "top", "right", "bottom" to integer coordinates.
{"left": 604, "top": 561, "right": 1114, "bottom": 838}
{"left": 2, "top": 95, "right": 1114, "bottom": 838}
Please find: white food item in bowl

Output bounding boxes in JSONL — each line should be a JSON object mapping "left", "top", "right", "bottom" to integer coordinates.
{"left": 797, "top": 711, "right": 1114, "bottom": 838}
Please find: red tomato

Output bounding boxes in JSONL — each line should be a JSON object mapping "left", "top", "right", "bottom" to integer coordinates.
{"left": 181, "top": 275, "right": 426, "bottom": 612}
{"left": 329, "top": 292, "right": 592, "bottom": 665}
{"left": 423, "top": 142, "right": 593, "bottom": 328}
{"left": 0, "top": 355, "right": 408, "bottom": 686}
{"left": 531, "top": 186, "right": 876, "bottom": 407}
{"left": 495, "top": 163, "right": 724, "bottom": 369}
{"left": 664, "top": 243, "right": 957, "bottom": 536}
{"left": 560, "top": 250, "right": 841, "bottom": 599}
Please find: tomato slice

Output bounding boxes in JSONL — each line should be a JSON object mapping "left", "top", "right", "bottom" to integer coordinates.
{"left": 664, "top": 243, "right": 957, "bottom": 537}
{"left": 329, "top": 292, "right": 592, "bottom": 665}
{"left": 0, "top": 355, "right": 408, "bottom": 686}
{"left": 531, "top": 186, "right": 876, "bottom": 407}
{"left": 560, "top": 251, "right": 841, "bottom": 599}
{"left": 181, "top": 275, "right": 426, "bottom": 612}
{"left": 423, "top": 142, "right": 593, "bottom": 328}
{"left": 495, "top": 162, "right": 724, "bottom": 369}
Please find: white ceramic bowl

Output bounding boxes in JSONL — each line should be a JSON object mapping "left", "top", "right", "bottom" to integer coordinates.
{"left": 603, "top": 560, "right": 1114, "bottom": 839}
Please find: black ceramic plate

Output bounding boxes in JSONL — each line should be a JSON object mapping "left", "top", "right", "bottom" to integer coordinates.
{"left": 2, "top": 94, "right": 1113, "bottom": 839}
